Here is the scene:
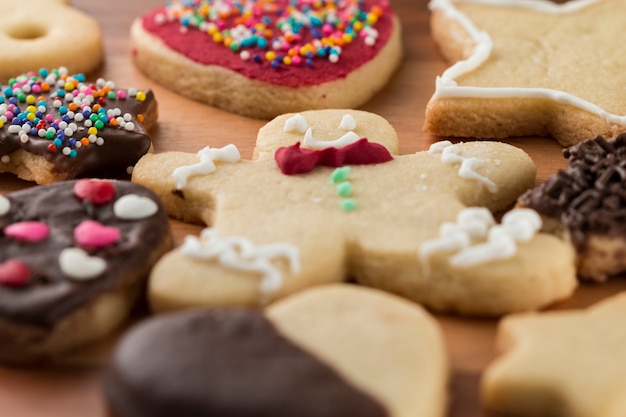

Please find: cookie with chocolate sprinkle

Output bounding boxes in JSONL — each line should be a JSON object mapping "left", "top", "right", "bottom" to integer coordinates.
{"left": 519, "top": 133, "right": 626, "bottom": 281}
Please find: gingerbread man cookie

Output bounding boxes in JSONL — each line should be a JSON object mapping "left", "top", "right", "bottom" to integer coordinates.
{"left": 0, "top": 179, "right": 172, "bottom": 364}
{"left": 483, "top": 292, "right": 626, "bottom": 417}
{"left": 133, "top": 109, "right": 577, "bottom": 316}
{"left": 104, "top": 284, "right": 448, "bottom": 417}
{"left": 0, "top": 0, "right": 102, "bottom": 82}
{"left": 0, "top": 68, "right": 157, "bottom": 184}
{"left": 130, "top": 0, "right": 402, "bottom": 118}
{"left": 425, "top": 0, "right": 626, "bottom": 147}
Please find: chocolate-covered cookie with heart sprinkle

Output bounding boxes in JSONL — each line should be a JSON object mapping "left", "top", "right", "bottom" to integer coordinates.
{"left": 104, "top": 284, "right": 448, "bottom": 417}
{"left": 0, "top": 67, "right": 156, "bottom": 184}
{"left": 0, "top": 179, "right": 172, "bottom": 364}
{"left": 133, "top": 109, "right": 577, "bottom": 316}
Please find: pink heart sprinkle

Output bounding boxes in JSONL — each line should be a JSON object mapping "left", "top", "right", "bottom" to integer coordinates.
{"left": 74, "top": 179, "right": 116, "bottom": 205}
{"left": 74, "top": 220, "right": 121, "bottom": 249}
{"left": 4, "top": 221, "right": 50, "bottom": 242}
{"left": 0, "top": 260, "right": 30, "bottom": 286}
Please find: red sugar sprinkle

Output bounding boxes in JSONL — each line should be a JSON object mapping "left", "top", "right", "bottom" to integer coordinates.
{"left": 0, "top": 260, "right": 31, "bottom": 287}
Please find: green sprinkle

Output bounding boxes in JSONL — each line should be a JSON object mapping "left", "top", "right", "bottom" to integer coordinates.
{"left": 336, "top": 181, "right": 352, "bottom": 197}
{"left": 341, "top": 199, "right": 357, "bottom": 212}
{"left": 329, "top": 166, "right": 351, "bottom": 183}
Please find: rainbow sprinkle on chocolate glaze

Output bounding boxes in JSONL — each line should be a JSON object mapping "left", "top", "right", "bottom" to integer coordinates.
{"left": 0, "top": 67, "right": 154, "bottom": 180}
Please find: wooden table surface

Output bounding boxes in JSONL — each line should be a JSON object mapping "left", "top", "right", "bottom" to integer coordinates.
{"left": 2, "top": 0, "right": 625, "bottom": 416}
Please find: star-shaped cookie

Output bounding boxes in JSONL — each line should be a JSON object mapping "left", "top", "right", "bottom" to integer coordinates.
{"left": 425, "top": 0, "right": 626, "bottom": 147}
{"left": 483, "top": 292, "right": 626, "bottom": 417}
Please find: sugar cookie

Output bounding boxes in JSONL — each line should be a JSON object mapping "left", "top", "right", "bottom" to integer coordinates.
{"left": 0, "top": 0, "right": 102, "bottom": 82}
{"left": 0, "top": 68, "right": 157, "bottom": 184}
{"left": 483, "top": 292, "right": 626, "bottom": 417}
{"left": 130, "top": 0, "right": 402, "bottom": 118}
{"left": 104, "top": 284, "right": 448, "bottom": 417}
{"left": 132, "top": 109, "right": 577, "bottom": 316}
{"left": 0, "top": 179, "right": 172, "bottom": 364}
{"left": 519, "top": 133, "right": 626, "bottom": 281}
{"left": 425, "top": 0, "right": 626, "bottom": 147}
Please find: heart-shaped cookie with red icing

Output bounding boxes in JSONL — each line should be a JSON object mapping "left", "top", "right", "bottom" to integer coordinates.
{"left": 130, "top": 0, "right": 402, "bottom": 118}
{"left": 0, "top": 179, "right": 172, "bottom": 365}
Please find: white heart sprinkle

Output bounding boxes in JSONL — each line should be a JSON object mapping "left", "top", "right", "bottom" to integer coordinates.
{"left": 114, "top": 194, "right": 158, "bottom": 220}
{"left": 0, "top": 195, "right": 10, "bottom": 216}
{"left": 59, "top": 248, "right": 106, "bottom": 280}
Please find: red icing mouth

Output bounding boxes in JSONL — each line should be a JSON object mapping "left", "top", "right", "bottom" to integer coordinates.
{"left": 141, "top": 0, "right": 395, "bottom": 88}
{"left": 275, "top": 138, "right": 393, "bottom": 174}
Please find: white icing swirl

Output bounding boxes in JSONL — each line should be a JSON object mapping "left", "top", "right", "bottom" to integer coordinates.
{"left": 181, "top": 228, "right": 301, "bottom": 294}
{"left": 427, "top": 0, "right": 626, "bottom": 127}
{"left": 429, "top": 141, "right": 498, "bottom": 193}
{"left": 173, "top": 144, "right": 241, "bottom": 190}
{"left": 420, "top": 207, "right": 542, "bottom": 269}
{"left": 0, "top": 195, "right": 10, "bottom": 216}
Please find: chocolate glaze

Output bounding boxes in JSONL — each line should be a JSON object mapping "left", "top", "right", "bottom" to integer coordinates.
{"left": 0, "top": 72, "right": 155, "bottom": 179}
{"left": 519, "top": 134, "right": 626, "bottom": 250}
{"left": 0, "top": 180, "right": 171, "bottom": 328}
{"left": 141, "top": 0, "right": 394, "bottom": 88}
{"left": 104, "top": 309, "right": 389, "bottom": 417}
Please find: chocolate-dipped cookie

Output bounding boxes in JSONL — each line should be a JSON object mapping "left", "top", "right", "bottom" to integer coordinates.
{"left": 0, "top": 179, "right": 172, "bottom": 364}
{"left": 519, "top": 133, "right": 626, "bottom": 281}
{"left": 104, "top": 284, "right": 448, "bottom": 417}
{"left": 0, "top": 68, "right": 157, "bottom": 184}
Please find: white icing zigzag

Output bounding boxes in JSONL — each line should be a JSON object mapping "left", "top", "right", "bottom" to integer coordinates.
{"left": 429, "top": 140, "right": 498, "bottom": 193}
{"left": 420, "top": 207, "right": 542, "bottom": 270}
{"left": 173, "top": 144, "right": 241, "bottom": 190}
{"left": 181, "top": 228, "right": 301, "bottom": 294}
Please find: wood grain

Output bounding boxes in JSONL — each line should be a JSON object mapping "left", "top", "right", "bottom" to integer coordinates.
{"left": 1, "top": 0, "right": 624, "bottom": 416}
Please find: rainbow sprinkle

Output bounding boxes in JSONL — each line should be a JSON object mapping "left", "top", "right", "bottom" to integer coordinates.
{"left": 155, "top": 0, "right": 389, "bottom": 68}
{"left": 0, "top": 67, "right": 146, "bottom": 159}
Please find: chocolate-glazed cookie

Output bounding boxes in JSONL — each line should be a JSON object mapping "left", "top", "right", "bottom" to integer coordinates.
{"left": 0, "top": 68, "right": 156, "bottom": 184}
{"left": 519, "top": 133, "right": 626, "bottom": 281}
{"left": 105, "top": 309, "right": 389, "bottom": 417}
{"left": 0, "top": 179, "right": 172, "bottom": 364}
{"left": 104, "top": 285, "right": 449, "bottom": 417}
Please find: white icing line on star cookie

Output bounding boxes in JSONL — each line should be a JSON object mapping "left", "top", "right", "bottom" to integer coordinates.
{"left": 181, "top": 228, "right": 301, "bottom": 294}
{"left": 0, "top": 195, "right": 9, "bottom": 216}
{"left": 428, "top": 0, "right": 626, "bottom": 127}
{"left": 173, "top": 144, "right": 241, "bottom": 190}
{"left": 420, "top": 207, "right": 542, "bottom": 270}
{"left": 429, "top": 140, "right": 498, "bottom": 192}
{"left": 59, "top": 248, "right": 107, "bottom": 280}
{"left": 114, "top": 194, "right": 158, "bottom": 220}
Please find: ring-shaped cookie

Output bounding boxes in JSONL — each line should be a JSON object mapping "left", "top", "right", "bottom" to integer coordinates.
{"left": 0, "top": 0, "right": 102, "bottom": 81}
